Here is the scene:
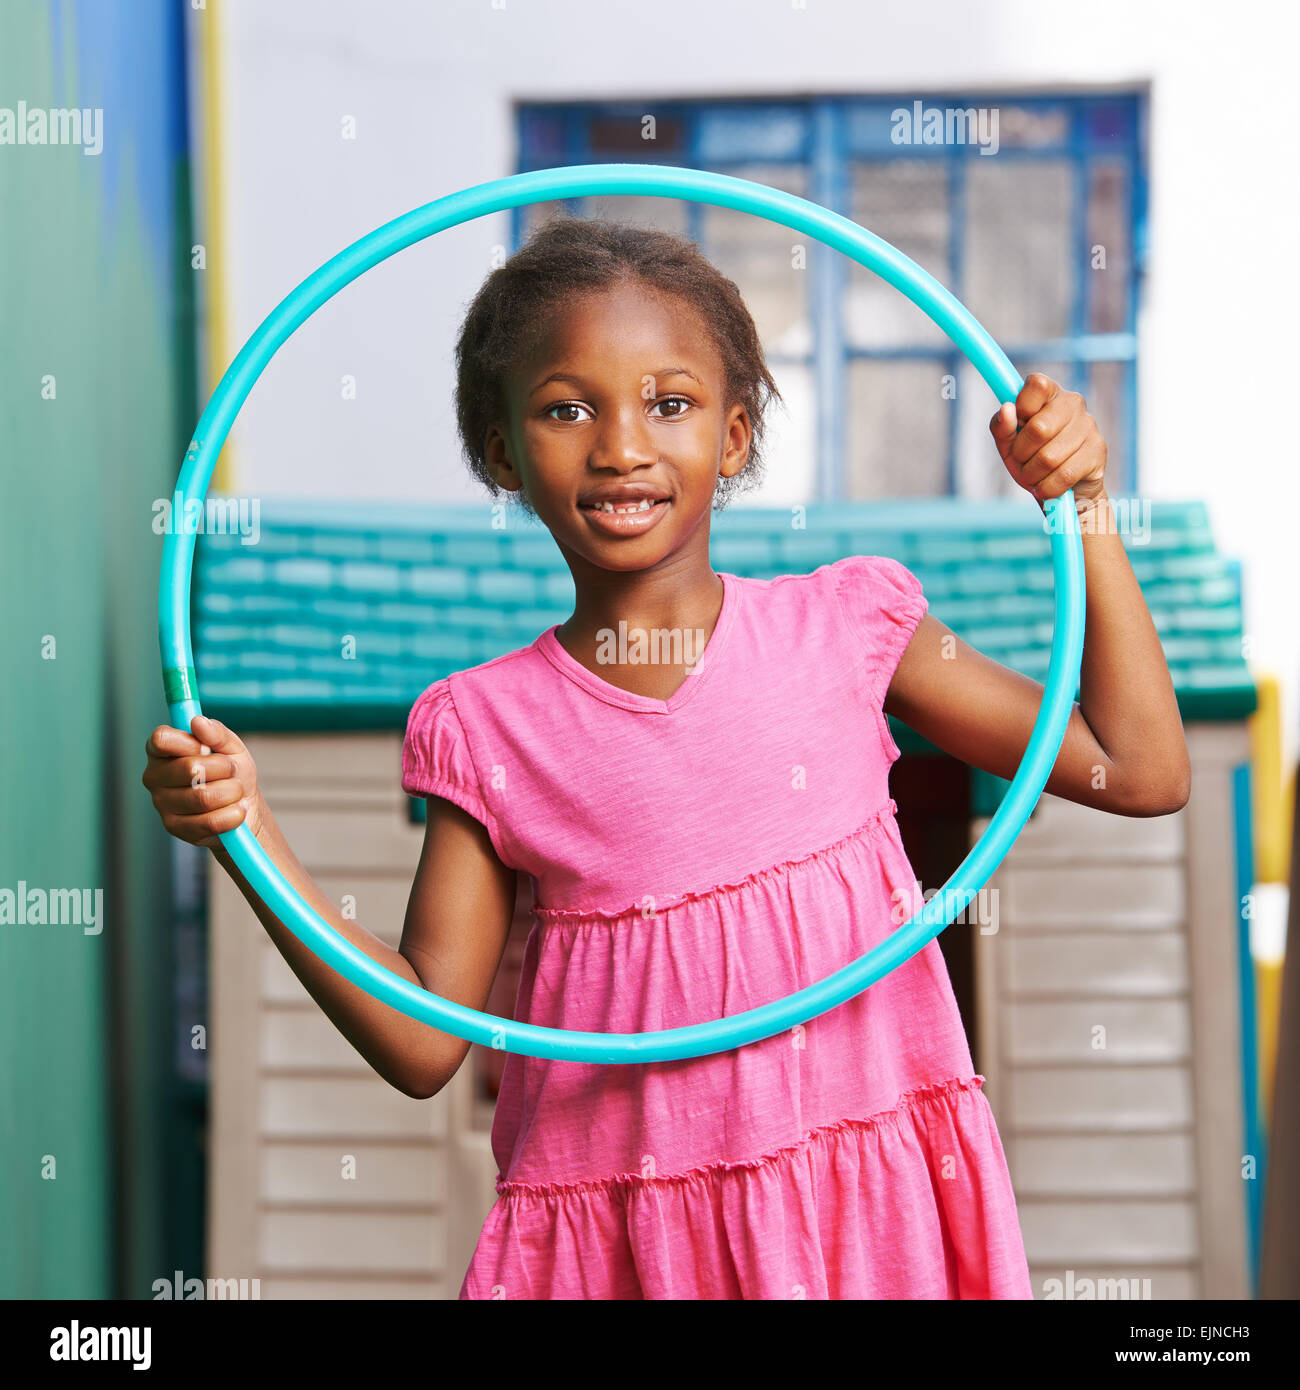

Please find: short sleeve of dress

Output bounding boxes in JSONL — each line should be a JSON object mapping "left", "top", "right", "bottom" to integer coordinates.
{"left": 831, "top": 555, "right": 929, "bottom": 761}
{"left": 401, "top": 678, "right": 494, "bottom": 834}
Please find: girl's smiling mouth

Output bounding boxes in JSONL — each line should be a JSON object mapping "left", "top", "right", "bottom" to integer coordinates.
{"left": 577, "top": 483, "right": 672, "bottom": 537}
{"left": 583, "top": 497, "right": 675, "bottom": 533}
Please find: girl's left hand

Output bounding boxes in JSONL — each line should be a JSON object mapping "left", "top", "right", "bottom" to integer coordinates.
{"left": 989, "top": 372, "right": 1108, "bottom": 507}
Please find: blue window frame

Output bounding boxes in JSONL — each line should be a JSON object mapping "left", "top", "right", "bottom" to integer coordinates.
{"left": 514, "top": 93, "right": 1146, "bottom": 502}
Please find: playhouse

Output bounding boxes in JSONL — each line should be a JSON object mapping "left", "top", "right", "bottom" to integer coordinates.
{"left": 195, "top": 496, "right": 1277, "bottom": 1299}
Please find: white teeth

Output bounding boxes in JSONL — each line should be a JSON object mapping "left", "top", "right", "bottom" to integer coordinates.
{"left": 594, "top": 499, "right": 656, "bottom": 513}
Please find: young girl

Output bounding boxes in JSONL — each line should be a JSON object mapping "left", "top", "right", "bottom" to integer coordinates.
{"left": 143, "top": 217, "right": 1190, "bottom": 1301}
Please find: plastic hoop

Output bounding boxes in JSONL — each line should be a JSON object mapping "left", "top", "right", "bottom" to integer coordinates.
{"left": 159, "top": 163, "right": 1085, "bottom": 1064}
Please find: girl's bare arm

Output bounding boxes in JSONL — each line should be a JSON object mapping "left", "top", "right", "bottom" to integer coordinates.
{"left": 216, "top": 796, "right": 515, "bottom": 1098}
{"left": 884, "top": 519, "right": 1191, "bottom": 815}
{"left": 144, "top": 717, "right": 516, "bottom": 1098}
{"left": 883, "top": 377, "right": 1191, "bottom": 818}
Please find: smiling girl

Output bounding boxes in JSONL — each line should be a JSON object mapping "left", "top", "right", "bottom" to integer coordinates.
{"left": 143, "top": 216, "right": 1190, "bottom": 1300}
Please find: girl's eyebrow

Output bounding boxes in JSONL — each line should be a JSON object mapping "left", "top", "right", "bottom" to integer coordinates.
{"left": 529, "top": 366, "right": 704, "bottom": 397}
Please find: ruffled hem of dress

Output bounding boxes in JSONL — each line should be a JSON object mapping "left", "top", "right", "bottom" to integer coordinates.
{"left": 465, "top": 1071, "right": 1033, "bottom": 1298}
{"left": 494, "top": 1074, "right": 985, "bottom": 1198}
{"left": 531, "top": 798, "right": 899, "bottom": 926}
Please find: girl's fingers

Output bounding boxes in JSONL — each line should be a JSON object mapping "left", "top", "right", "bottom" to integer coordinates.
{"left": 988, "top": 402, "right": 1018, "bottom": 460}
{"left": 143, "top": 722, "right": 256, "bottom": 848}
{"left": 146, "top": 725, "right": 205, "bottom": 759}
{"left": 147, "top": 718, "right": 249, "bottom": 762}
{"left": 144, "top": 750, "right": 239, "bottom": 790}
{"left": 1006, "top": 400, "right": 1072, "bottom": 469}
{"left": 167, "top": 799, "right": 248, "bottom": 847}
{"left": 1014, "top": 372, "right": 1060, "bottom": 425}
{"left": 150, "top": 777, "right": 245, "bottom": 817}
{"left": 190, "top": 714, "right": 249, "bottom": 757}
{"left": 1009, "top": 411, "right": 1095, "bottom": 493}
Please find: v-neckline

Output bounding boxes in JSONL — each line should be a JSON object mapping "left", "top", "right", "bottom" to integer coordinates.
{"left": 535, "top": 571, "right": 738, "bottom": 716}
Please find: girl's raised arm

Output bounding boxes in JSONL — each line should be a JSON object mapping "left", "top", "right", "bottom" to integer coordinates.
{"left": 882, "top": 375, "right": 1191, "bottom": 819}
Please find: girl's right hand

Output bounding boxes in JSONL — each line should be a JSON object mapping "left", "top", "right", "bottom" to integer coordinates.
{"left": 142, "top": 714, "right": 265, "bottom": 848}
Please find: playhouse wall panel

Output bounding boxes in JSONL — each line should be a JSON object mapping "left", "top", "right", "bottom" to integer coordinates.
{"left": 261, "top": 1141, "right": 443, "bottom": 1206}
{"left": 1008, "top": 1132, "right": 1195, "bottom": 1195}
{"left": 1007, "top": 1064, "right": 1194, "bottom": 1130}
{"left": 260, "top": 1209, "right": 445, "bottom": 1274}
{"left": 1004, "top": 1000, "right": 1190, "bottom": 1064}
{"left": 997, "top": 862, "right": 1186, "bottom": 927}
{"left": 259, "top": 1076, "right": 446, "bottom": 1139}
{"left": 1018, "top": 1198, "right": 1198, "bottom": 1265}
{"left": 209, "top": 731, "right": 500, "bottom": 1299}
{"left": 1006, "top": 931, "right": 1187, "bottom": 996}
{"left": 973, "top": 740, "right": 1251, "bottom": 1300}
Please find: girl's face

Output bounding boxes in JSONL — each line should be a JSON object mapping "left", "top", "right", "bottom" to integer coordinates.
{"left": 485, "top": 280, "right": 752, "bottom": 574}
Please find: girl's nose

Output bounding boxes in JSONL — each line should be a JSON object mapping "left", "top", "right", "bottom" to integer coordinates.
{"left": 591, "top": 414, "right": 657, "bottom": 471}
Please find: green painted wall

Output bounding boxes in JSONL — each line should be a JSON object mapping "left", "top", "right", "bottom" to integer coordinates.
{"left": 0, "top": 0, "right": 198, "bottom": 1297}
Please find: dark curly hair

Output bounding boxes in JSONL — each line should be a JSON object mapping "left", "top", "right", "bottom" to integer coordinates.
{"left": 453, "top": 214, "right": 783, "bottom": 514}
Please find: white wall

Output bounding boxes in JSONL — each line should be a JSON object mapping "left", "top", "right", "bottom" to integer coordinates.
{"left": 210, "top": 0, "right": 1300, "bottom": 768}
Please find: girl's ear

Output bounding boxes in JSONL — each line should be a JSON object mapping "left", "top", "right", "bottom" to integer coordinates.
{"left": 719, "top": 402, "right": 752, "bottom": 480}
{"left": 483, "top": 424, "right": 522, "bottom": 493}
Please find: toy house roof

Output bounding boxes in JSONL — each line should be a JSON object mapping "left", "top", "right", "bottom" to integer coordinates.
{"left": 193, "top": 497, "right": 1255, "bottom": 786}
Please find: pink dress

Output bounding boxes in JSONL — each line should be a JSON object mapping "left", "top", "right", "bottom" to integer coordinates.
{"left": 401, "top": 556, "right": 1033, "bottom": 1300}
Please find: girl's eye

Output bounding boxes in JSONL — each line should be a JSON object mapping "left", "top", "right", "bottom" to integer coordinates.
{"left": 543, "top": 397, "right": 692, "bottom": 421}
{"left": 544, "top": 401, "right": 592, "bottom": 423}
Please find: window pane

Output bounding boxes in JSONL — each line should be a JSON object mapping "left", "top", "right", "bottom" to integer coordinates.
{"left": 521, "top": 194, "right": 689, "bottom": 241}
{"left": 846, "top": 359, "right": 951, "bottom": 498}
{"left": 1084, "top": 100, "right": 1135, "bottom": 151}
{"left": 1086, "top": 160, "right": 1131, "bottom": 333}
{"left": 697, "top": 105, "right": 809, "bottom": 163}
{"left": 989, "top": 103, "right": 1070, "bottom": 150}
{"left": 588, "top": 111, "right": 686, "bottom": 158}
{"left": 701, "top": 163, "right": 811, "bottom": 356}
{"left": 580, "top": 193, "right": 691, "bottom": 236}
{"left": 742, "top": 361, "right": 815, "bottom": 506}
{"left": 847, "top": 160, "right": 950, "bottom": 348}
{"left": 521, "top": 199, "right": 575, "bottom": 239}
{"left": 846, "top": 100, "right": 1068, "bottom": 155}
{"left": 514, "top": 96, "right": 1143, "bottom": 502}
{"left": 1087, "top": 360, "right": 1129, "bottom": 498}
{"left": 519, "top": 109, "right": 565, "bottom": 166}
{"left": 956, "top": 359, "right": 1068, "bottom": 498}
{"left": 965, "top": 159, "right": 1073, "bottom": 343}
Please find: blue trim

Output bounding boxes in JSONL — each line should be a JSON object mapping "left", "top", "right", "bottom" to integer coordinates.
{"left": 811, "top": 99, "right": 844, "bottom": 500}
{"left": 563, "top": 108, "right": 584, "bottom": 217}
{"left": 49, "top": 0, "right": 190, "bottom": 295}
{"left": 1129, "top": 100, "right": 1148, "bottom": 501}
{"left": 686, "top": 117, "right": 704, "bottom": 244}
{"left": 844, "top": 334, "right": 1137, "bottom": 363}
{"left": 1133, "top": 96, "right": 1151, "bottom": 276}
{"left": 1069, "top": 104, "right": 1089, "bottom": 397}
{"left": 1232, "top": 758, "right": 1267, "bottom": 1295}
{"left": 516, "top": 93, "right": 1146, "bottom": 499}
{"left": 947, "top": 139, "right": 966, "bottom": 493}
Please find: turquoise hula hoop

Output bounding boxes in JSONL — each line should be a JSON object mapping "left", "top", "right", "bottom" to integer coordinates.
{"left": 159, "top": 163, "right": 1085, "bottom": 1064}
